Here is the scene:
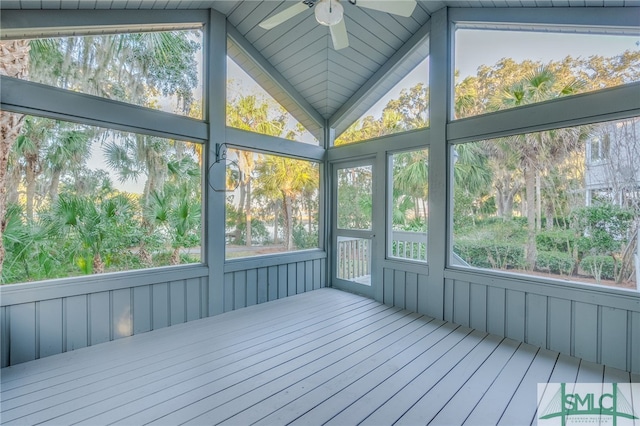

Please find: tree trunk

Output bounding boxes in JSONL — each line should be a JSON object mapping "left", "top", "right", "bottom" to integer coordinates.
{"left": 535, "top": 172, "right": 542, "bottom": 231}
{"left": 170, "top": 247, "right": 181, "bottom": 265}
{"left": 545, "top": 199, "right": 555, "bottom": 231}
{"left": 138, "top": 245, "right": 153, "bottom": 268}
{"left": 273, "top": 205, "right": 279, "bottom": 245}
{"left": 235, "top": 180, "right": 246, "bottom": 244}
{"left": 503, "top": 192, "right": 514, "bottom": 220}
{"left": 0, "top": 39, "right": 30, "bottom": 279}
{"left": 283, "top": 194, "right": 294, "bottom": 251}
{"left": 49, "top": 169, "right": 61, "bottom": 206}
{"left": 92, "top": 252, "right": 105, "bottom": 274}
{"left": 25, "top": 156, "right": 38, "bottom": 221}
{"left": 0, "top": 112, "right": 24, "bottom": 278}
{"left": 245, "top": 178, "right": 252, "bottom": 247}
{"left": 496, "top": 186, "right": 505, "bottom": 218}
{"left": 308, "top": 196, "right": 313, "bottom": 234}
{"left": 524, "top": 164, "right": 537, "bottom": 271}
{"left": 7, "top": 161, "right": 20, "bottom": 204}
{"left": 495, "top": 174, "right": 518, "bottom": 220}
{"left": 60, "top": 38, "right": 75, "bottom": 89}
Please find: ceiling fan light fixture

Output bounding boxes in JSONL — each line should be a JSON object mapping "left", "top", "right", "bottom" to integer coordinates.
{"left": 314, "top": 0, "right": 344, "bottom": 26}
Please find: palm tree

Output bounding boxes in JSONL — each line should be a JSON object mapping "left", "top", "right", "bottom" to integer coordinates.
{"left": 103, "top": 133, "right": 169, "bottom": 207}
{"left": 1, "top": 203, "right": 61, "bottom": 283}
{"left": 255, "top": 157, "right": 318, "bottom": 251}
{"left": 393, "top": 150, "right": 429, "bottom": 227}
{"left": 12, "top": 116, "right": 56, "bottom": 220}
{"left": 0, "top": 39, "right": 31, "bottom": 278}
{"left": 45, "top": 125, "right": 93, "bottom": 205}
{"left": 236, "top": 150, "right": 258, "bottom": 246}
{"left": 13, "top": 118, "right": 95, "bottom": 220}
{"left": 453, "top": 144, "right": 493, "bottom": 197}
{"left": 148, "top": 183, "right": 201, "bottom": 265}
{"left": 55, "top": 193, "right": 138, "bottom": 274}
{"left": 451, "top": 144, "right": 494, "bottom": 228}
{"left": 453, "top": 72, "right": 480, "bottom": 120}
{"left": 226, "top": 94, "right": 286, "bottom": 246}
{"left": 490, "top": 66, "right": 585, "bottom": 269}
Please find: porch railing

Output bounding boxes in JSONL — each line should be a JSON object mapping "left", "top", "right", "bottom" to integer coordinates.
{"left": 337, "top": 231, "right": 470, "bottom": 284}
{"left": 390, "top": 230, "right": 427, "bottom": 261}
{"left": 337, "top": 237, "right": 371, "bottom": 284}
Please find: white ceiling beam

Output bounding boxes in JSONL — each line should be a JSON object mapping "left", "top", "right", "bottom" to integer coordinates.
{"left": 328, "top": 18, "right": 431, "bottom": 137}
{"left": 448, "top": 82, "right": 640, "bottom": 144}
{"left": 226, "top": 127, "right": 325, "bottom": 162}
{"left": 0, "top": 76, "right": 208, "bottom": 142}
{"left": 226, "top": 23, "right": 326, "bottom": 142}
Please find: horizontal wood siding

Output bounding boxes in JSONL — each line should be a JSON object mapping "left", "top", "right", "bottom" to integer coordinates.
{"left": 442, "top": 274, "right": 640, "bottom": 374}
{"left": 222, "top": 258, "right": 326, "bottom": 312}
{"left": 0, "top": 274, "right": 209, "bottom": 368}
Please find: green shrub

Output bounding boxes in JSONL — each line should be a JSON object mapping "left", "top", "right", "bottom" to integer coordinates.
{"left": 539, "top": 217, "right": 570, "bottom": 229}
{"left": 454, "top": 240, "right": 524, "bottom": 270}
{"left": 464, "top": 218, "right": 528, "bottom": 243}
{"left": 535, "top": 251, "right": 575, "bottom": 275}
{"left": 579, "top": 255, "right": 619, "bottom": 282}
{"left": 570, "top": 205, "right": 634, "bottom": 256}
{"left": 293, "top": 223, "right": 318, "bottom": 249}
{"left": 511, "top": 217, "right": 528, "bottom": 227}
{"left": 536, "top": 229, "right": 577, "bottom": 253}
{"left": 474, "top": 216, "right": 503, "bottom": 227}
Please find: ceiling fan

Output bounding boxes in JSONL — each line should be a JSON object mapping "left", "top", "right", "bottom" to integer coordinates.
{"left": 258, "top": 0, "right": 418, "bottom": 50}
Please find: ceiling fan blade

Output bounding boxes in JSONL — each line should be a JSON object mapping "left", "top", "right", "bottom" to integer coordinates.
{"left": 355, "top": 0, "right": 417, "bottom": 17}
{"left": 330, "top": 19, "right": 349, "bottom": 50}
{"left": 259, "top": 2, "right": 310, "bottom": 30}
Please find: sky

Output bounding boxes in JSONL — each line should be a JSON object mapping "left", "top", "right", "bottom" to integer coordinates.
{"left": 363, "top": 30, "right": 639, "bottom": 121}
{"left": 455, "top": 29, "right": 639, "bottom": 79}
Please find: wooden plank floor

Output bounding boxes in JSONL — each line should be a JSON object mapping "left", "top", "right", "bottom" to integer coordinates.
{"left": 1, "top": 288, "right": 636, "bottom": 425}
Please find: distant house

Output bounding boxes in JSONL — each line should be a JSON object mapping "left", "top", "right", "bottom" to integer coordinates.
{"left": 585, "top": 118, "right": 640, "bottom": 208}
{"left": 585, "top": 118, "right": 640, "bottom": 288}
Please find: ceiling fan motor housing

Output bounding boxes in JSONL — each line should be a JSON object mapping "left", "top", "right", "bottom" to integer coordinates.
{"left": 315, "top": 0, "right": 344, "bottom": 27}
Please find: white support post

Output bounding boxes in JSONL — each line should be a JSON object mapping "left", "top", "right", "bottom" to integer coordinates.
{"left": 425, "top": 7, "right": 449, "bottom": 319}
{"left": 207, "top": 9, "right": 228, "bottom": 316}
